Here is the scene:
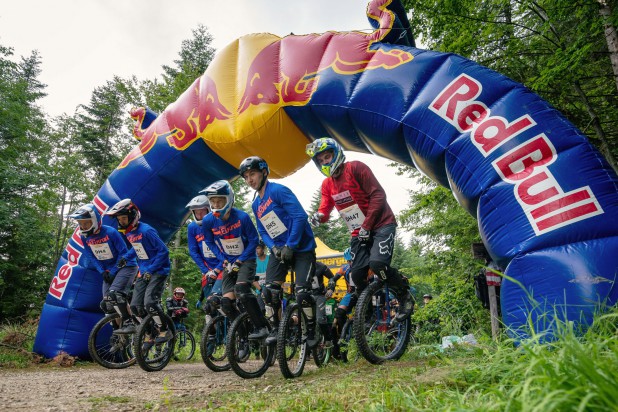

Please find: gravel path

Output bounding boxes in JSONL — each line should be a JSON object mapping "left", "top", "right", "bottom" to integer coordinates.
{"left": 0, "top": 361, "right": 280, "bottom": 411}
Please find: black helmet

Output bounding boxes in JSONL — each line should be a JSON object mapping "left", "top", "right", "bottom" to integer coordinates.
{"left": 239, "top": 156, "right": 269, "bottom": 178}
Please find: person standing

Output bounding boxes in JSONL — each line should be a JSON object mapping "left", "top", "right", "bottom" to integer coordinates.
{"left": 239, "top": 156, "right": 319, "bottom": 347}
{"left": 255, "top": 240, "right": 269, "bottom": 287}
{"left": 305, "top": 138, "right": 412, "bottom": 323}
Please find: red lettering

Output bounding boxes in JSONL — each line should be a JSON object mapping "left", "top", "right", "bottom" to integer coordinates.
{"left": 49, "top": 278, "right": 65, "bottom": 298}
{"left": 535, "top": 202, "right": 600, "bottom": 232}
{"left": 431, "top": 75, "right": 480, "bottom": 121}
{"left": 516, "top": 171, "right": 560, "bottom": 205}
{"left": 457, "top": 103, "right": 488, "bottom": 131}
{"left": 58, "top": 265, "right": 72, "bottom": 281}
{"left": 530, "top": 189, "right": 592, "bottom": 220}
{"left": 474, "top": 115, "right": 535, "bottom": 155}
{"left": 494, "top": 135, "right": 555, "bottom": 182}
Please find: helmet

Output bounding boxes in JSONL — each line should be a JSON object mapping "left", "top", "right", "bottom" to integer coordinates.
{"left": 305, "top": 137, "right": 346, "bottom": 177}
{"left": 200, "top": 180, "right": 234, "bottom": 219}
{"left": 423, "top": 294, "right": 433, "bottom": 300}
{"left": 343, "top": 247, "right": 352, "bottom": 262}
{"left": 185, "top": 195, "right": 210, "bottom": 225}
{"left": 68, "top": 204, "right": 102, "bottom": 237}
{"left": 105, "top": 199, "right": 140, "bottom": 232}
{"left": 174, "top": 287, "right": 186, "bottom": 298}
{"left": 239, "top": 156, "right": 269, "bottom": 191}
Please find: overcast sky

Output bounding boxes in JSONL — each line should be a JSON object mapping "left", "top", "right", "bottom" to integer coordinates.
{"left": 0, "top": 0, "right": 419, "bottom": 219}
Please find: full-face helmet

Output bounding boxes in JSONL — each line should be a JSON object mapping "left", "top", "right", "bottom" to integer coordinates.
{"left": 185, "top": 195, "right": 210, "bottom": 225}
{"left": 305, "top": 137, "right": 346, "bottom": 177}
{"left": 200, "top": 180, "right": 235, "bottom": 219}
{"left": 105, "top": 199, "right": 141, "bottom": 232}
{"left": 68, "top": 204, "right": 102, "bottom": 237}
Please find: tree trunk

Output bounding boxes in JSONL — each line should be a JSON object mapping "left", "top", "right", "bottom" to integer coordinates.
{"left": 169, "top": 229, "right": 182, "bottom": 295}
{"left": 598, "top": 0, "right": 618, "bottom": 93}
{"left": 54, "top": 185, "right": 68, "bottom": 263}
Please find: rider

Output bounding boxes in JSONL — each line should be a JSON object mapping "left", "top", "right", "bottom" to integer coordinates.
{"left": 313, "top": 261, "right": 336, "bottom": 348}
{"left": 239, "top": 156, "right": 318, "bottom": 347}
{"left": 105, "top": 199, "right": 172, "bottom": 343}
{"left": 200, "top": 180, "right": 266, "bottom": 340}
{"left": 306, "top": 138, "right": 412, "bottom": 324}
{"left": 255, "top": 240, "right": 269, "bottom": 286}
{"left": 185, "top": 195, "right": 223, "bottom": 308}
{"left": 68, "top": 204, "right": 138, "bottom": 331}
{"left": 166, "top": 287, "right": 190, "bottom": 329}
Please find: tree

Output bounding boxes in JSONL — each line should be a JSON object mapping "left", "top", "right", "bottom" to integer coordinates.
{"left": 307, "top": 189, "right": 350, "bottom": 252}
{"left": 404, "top": 0, "right": 618, "bottom": 171}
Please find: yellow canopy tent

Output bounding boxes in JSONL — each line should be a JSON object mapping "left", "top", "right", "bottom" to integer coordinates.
{"left": 283, "top": 238, "right": 348, "bottom": 300}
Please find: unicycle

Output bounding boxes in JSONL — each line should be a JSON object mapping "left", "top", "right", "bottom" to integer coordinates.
{"left": 133, "top": 313, "right": 177, "bottom": 371}
{"left": 353, "top": 280, "right": 412, "bottom": 364}
{"left": 88, "top": 313, "right": 136, "bottom": 369}
{"left": 200, "top": 314, "right": 231, "bottom": 372}
{"left": 226, "top": 312, "right": 275, "bottom": 379}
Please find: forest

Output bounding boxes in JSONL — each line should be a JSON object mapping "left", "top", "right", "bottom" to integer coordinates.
{"left": 1, "top": 1, "right": 617, "bottom": 348}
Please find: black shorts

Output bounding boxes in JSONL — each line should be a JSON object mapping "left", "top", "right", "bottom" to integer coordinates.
{"left": 350, "top": 223, "right": 396, "bottom": 271}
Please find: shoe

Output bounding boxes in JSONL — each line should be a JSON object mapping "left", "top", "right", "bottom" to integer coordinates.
{"left": 323, "top": 340, "right": 333, "bottom": 349}
{"left": 141, "top": 338, "right": 155, "bottom": 353}
{"left": 393, "top": 291, "right": 414, "bottom": 324}
{"left": 265, "top": 330, "right": 278, "bottom": 346}
{"left": 154, "top": 329, "right": 173, "bottom": 344}
{"left": 237, "top": 340, "right": 249, "bottom": 361}
{"left": 305, "top": 334, "right": 319, "bottom": 350}
{"left": 248, "top": 326, "right": 269, "bottom": 340}
{"left": 113, "top": 320, "right": 136, "bottom": 335}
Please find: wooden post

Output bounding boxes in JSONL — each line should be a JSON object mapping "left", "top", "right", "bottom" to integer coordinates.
{"left": 488, "top": 285, "right": 500, "bottom": 340}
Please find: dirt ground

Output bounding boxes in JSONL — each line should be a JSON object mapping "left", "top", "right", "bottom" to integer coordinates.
{"left": 0, "top": 361, "right": 282, "bottom": 411}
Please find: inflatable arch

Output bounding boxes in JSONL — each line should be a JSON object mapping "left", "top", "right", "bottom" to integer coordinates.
{"left": 34, "top": 0, "right": 618, "bottom": 358}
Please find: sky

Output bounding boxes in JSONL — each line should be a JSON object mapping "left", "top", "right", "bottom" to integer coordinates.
{"left": 0, "top": 0, "right": 420, "bottom": 218}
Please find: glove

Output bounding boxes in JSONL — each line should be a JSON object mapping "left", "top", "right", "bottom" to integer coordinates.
{"left": 116, "top": 258, "right": 127, "bottom": 269}
{"left": 196, "top": 300, "right": 202, "bottom": 309}
{"left": 280, "top": 246, "right": 294, "bottom": 264}
{"left": 327, "top": 277, "right": 337, "bottom": 291}
{"left": 309, "top": 212, "right": 324, "bottom": 227}
{"left": 271, "top": 246, "right": 282, "bottom": 261}
{"left": 142, "top": 272, "right": 152, "bottom": 282}
{"left": 230, "top": 261, "right": 242, "bottom": 274}
{"left": 357, "top": 227, "right": 371, "bottom": 244}
{"left": 102, "top": 270, "right": 112, "bottom": 284}
{"left": 174, "top": 309, "right": 183, "bottom": 316}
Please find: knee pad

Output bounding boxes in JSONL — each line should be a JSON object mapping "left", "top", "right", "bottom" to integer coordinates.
{"left": 220, "top": 297, "right": 238, "bottom": 319}
{"left": 369, "top": 261, "right": 389, "bottom": 281}
{"left": 147, "top": 302, "right": 164, "bottom": 316}
{"left": 100, "top": 298, "right": 115, "bottom": 314}
{"left": 264, "top": 283, "right": 282, "bottom": 308}
{"left": 295, "top": 287, "right": 314, "bottom": 308}
{"left": 234, "top": 282, "right": 255, "bottom": 302}
{"left": 107, "top": 289, "right": 127, "bottom": 305}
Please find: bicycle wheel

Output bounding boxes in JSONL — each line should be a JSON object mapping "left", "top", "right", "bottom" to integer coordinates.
{"left": 173, "top": 330, "right": 196, "bottom": 361}
{"left": 277, "top": 303, "right": 309, "bottom": 378}
{"left": 338, "top": 318, "right": 360, "bottom": 363}
{"left": 88, "top": 313, "right": 136, "bottom": 369}
{"left": 227, "top": 312, "right": 274, "bottom": 379}
{"left": 353, "top": 281, "right": 412, "bottom": 364}
{"left": 200, "top": 315, "right": 231, "bottom": 372}
{"left": 133, "top": 314, "right": 177, "bottom": 372}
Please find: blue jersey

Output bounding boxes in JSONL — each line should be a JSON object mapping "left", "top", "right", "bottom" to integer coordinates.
{"left": 125, "top": 222, "right": 171, "bottom": 276}
{"left": 201, "top": 208, "right": 259, "bottom": 270}
{"left": 187, "top": 221, "right": 219, "bottom": 273}
{"left": 252, "top": 181, "right": 316, "bottom": 252}
{"left": 80, "top": 225, "right": 137, "bottom": 274}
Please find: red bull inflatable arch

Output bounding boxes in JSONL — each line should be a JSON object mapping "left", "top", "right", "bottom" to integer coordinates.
{"left": 35, "top": 0, "right": 618, "bottom": 358}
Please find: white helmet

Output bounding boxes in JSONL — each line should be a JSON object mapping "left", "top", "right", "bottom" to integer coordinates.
{"left": 186, "top": 195, "right": 210, "bottom": 225}
{"left": 68, "top": 204, "right": 102, "bottom": 237}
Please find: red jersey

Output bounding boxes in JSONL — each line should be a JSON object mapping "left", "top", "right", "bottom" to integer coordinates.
{"left": 318, "top": 161, "right": 397, "bottom": 235}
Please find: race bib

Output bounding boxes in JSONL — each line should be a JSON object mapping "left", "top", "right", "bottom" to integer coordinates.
{"left": 220, "top": 237, "right": 244, "bottom": 256}
{"left": 339, "top": 204, "right": 365, "bottom": 231}
{"left": 131, "top": 242, "right": 149, "bottom": 260}
{"left": 325, "top": 305, "right": 333, "bottom": 316}
{"left": 90, "top": 243, "right": 113, "bottom": 260}
{"left": 201, "top": 241, "right": 216, "bottom": 258}
{"left": 259, "top": 211, "right": 288, "bottom": 239}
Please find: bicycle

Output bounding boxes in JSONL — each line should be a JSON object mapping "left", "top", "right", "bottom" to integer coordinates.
{"left": 172, "top": 318, "right": 196, "bottom": 361}
{"left": 276, "top": 270, "right": 328, "bottom": 378}
{"left": 226, "top": 311, "right": 275, "bottom": 379}
{"left": 133, "top": 313, "right": 177, "bottom": 372}
{"left": 353, "top": 279, "right": 412, "bottom": 364}
{"left": 88, "top": 312, "right": 136, "bottom": 369}
{"left": 200, "top": 299, "right": 232, "bottom": 372}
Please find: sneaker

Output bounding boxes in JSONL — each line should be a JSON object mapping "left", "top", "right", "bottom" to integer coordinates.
{"left": 265, "top": 330, "right": 278, "bottom": 346}
{"left": 237, "top": 340, "right": 249, "bottom": 361}
{"left": 393, "top": 291, "right": 414, "bottom": 324}
{"left": 154, "top": 329, "right": 173, "bottom": 344}
{"left": 141, "top": 337, "right": 155, "bottom": 353}
{"left": 248, "top": 326, "right": 269, "bottom": 340}
{"left": 113, "top": 320, "right": 136, "bottom": 335}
